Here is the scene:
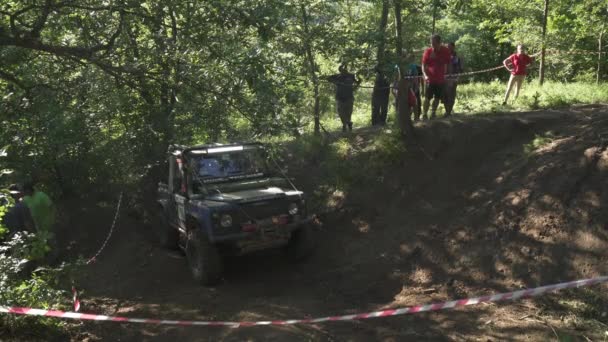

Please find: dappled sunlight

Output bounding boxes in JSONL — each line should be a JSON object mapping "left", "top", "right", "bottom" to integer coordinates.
{"left": 582, "top": 191, "right": 601, "bottom": 208}
{"left": 352, "top": 218, "right": 371, "bottom": 233}
{"left": 535, "top": 136, "right": 575, "bottom": 154}
{"left": 504, "top": 189, "right": 531, "bottom": 206}
{"left": 331, "top": 138, "right": 352, "bottom": 159}
{"left": 408, "top": 267, "right": 434, "bottom": 286}
{"left": 574, "top": 231, "right": 605, "bottom": 253}
{"left": 326, "top": 189, "right": 346, "bottom": 211}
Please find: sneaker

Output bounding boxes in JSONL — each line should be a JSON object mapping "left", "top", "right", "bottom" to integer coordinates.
{"left": 422, "top": 114, "right": 428, "bottom": 121}
{"left": 348, "top": 122, "right": 353, "bottom": 131}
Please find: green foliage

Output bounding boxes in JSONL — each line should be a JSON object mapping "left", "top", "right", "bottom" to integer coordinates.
{"left": 287, "top": 134, "right": 326, "bottom": 160}
{"left": 524, "top": 131, "right": 556, "bottom": 156}
{"left": 366, "top": 129, "right": 408, "bottom": 168}
{"left": 333, "top": 138, "right": 352, "bottom": 159}
{"left": 0, "top": 197, "right": 82, "bottom": 338}
{"left": 456, "top": 81, "right": 608, "bottom": 114}
{"left": 0, "top": 0, "right": 605, "bottom": 203}
{"left": 0, "top": 191, "right": 13, "bottom": 240}
{"left": 0, "top": 232, "right": 82, "bottom": 339}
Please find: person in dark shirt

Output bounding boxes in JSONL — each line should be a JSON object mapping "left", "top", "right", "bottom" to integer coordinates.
{"left": 1, "top": 184, "right": 34, "bottom": 237}
{"left": 405, "top": 63, "right": 423, "bottom": 121}
{"left": 327, "top": 64, "right": 361, "bottom": 132}
{"left": 444, "top": 42, "right": 463, "bottom": 116}
{"left": 371, "top": 67, "right": 390, "bottom": 126}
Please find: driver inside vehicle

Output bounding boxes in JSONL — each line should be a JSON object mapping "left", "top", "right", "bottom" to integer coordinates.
{"left": 199, "top": 157, "right": 222, "bottom": 177}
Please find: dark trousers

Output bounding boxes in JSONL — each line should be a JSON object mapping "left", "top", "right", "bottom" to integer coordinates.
{"left": 372, "top": 92, "right": 390, "bottom": 126}
{"left": 444, "top": 80, "right": 458, "bottom": 115}
{"left": 414, "top": 90, "right": 422, "bottom": 120}
{"left": 336, "top": 98, "right": 354, "bottom": 131}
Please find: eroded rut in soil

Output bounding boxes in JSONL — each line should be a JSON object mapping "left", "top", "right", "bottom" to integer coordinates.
{"left": 71, "top": 105, "right": 608, "bottom": 342}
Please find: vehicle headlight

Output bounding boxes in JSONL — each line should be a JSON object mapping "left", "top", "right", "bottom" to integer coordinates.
{"left": 220, "top": 214, "right": 233, "bottom": 227}
{"left": 288, "top": 203, "right": 298, "bottom": 215}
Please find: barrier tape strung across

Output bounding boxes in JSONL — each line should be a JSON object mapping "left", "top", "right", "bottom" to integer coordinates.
{"left": 85, "top": 192, "right": 123, "bottom": 264}
{"left": 2, "top": 276, "right": 607, "bottom": 328}
{"left": 327, "top": 64, "right": 506, "bottom": 89}
{"left": 322, "top": 48, "right": 603, "bottom": 89}
{"left": 545, "top": 49, "right": 607, "bottom": 56}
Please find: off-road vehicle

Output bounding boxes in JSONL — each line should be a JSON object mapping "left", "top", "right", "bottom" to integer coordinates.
{"left": 157, "top": 143, "right": 314, "bottom": 285}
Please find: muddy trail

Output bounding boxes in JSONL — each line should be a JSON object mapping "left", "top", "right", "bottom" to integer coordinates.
{"left": 60, "top": 105, "right": 608, "bottom": 341}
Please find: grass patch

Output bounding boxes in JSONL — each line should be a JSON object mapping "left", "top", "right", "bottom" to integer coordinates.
{"left": 458, "top": 80, "right": 608, "bottom": 114}
{"left": 303, "top": 81, "right": 608, "bottom": 136}
{"left": 523, "top": 130, "right": 556, "bottom": 156}
{"left": 538, "top": 288, "right": 608, "bottom": 340}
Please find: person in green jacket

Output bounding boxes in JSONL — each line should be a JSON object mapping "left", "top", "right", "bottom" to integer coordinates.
{"left": 22, "top": 181, "right": 57, "bottom": 262}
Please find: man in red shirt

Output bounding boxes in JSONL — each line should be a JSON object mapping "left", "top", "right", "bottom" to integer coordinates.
{"left": 502, "top": 44, "right": 534, "bottom": 105}
{"left": 421, "top": 34, "right": 450, "bottom": 120}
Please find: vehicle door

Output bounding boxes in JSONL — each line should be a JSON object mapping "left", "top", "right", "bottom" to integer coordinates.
{"left": 167, "top": 155, "right": 188, "bottom": 232}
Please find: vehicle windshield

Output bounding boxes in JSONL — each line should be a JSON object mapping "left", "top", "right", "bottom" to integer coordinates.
{"left": 189, "top": 147, "right": 269, "bottom": 185}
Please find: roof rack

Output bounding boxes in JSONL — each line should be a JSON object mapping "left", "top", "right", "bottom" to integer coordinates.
{"left": 182, "top": 142, "right": 264, "bottom": 155}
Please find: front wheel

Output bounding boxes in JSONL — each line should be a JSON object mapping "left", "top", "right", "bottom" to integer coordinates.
{"left": 285, "top": 224, "right": 315, "bottom": 262}
{"left": 186, "top": 229, "right": 223, "bottom": 286}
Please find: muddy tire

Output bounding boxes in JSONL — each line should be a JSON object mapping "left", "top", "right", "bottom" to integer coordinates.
{"left": 157, "top": 209, "right": 179, "bottom": 250}
{"left": 286, "top": 224, "right": 315, "bottom": 262}
{"left": 186, "top": 229, "right": 222, "bottom": 286}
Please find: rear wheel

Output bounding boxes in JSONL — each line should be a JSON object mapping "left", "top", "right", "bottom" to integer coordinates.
{"left": 186, "top": 229, "right": 223, "bottom": 286}
{"left": 157, "top": 208, "right": 179, "bottom": 249}
{"left": 285, "top": 224, "right": 315, "bottom": 262}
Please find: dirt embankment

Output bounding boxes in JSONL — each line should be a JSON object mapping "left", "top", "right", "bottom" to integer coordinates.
{"left": 49, "top": 105, "right": 608, "bottom": 341}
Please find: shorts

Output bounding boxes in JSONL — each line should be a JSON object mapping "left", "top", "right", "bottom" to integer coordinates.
{"left": 425, "top": 83, "right": 445, "bottom": 100}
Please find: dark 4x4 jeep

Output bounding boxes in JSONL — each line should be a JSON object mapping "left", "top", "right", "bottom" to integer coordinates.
{"left": 157, "top": 143, "right": 314, "bottom": 285}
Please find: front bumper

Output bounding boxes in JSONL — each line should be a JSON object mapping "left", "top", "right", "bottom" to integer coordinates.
{"left": 212, "top": 216, "right": 313, "bottom": 253}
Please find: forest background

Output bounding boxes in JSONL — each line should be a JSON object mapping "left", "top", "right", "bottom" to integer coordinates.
{"left": 1, "top": 0, "right": 607, "bottom": 200}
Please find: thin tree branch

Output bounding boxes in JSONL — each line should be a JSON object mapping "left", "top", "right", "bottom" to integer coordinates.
{"left": 30, "top": 0, "right": 52, "bottom": 38}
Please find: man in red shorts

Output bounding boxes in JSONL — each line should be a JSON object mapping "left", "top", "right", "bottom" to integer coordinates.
{"left": 421, "top": 34, "right": 450, "bottom": 120}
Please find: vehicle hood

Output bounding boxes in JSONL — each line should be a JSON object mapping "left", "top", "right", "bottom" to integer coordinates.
{"left": 205, "top": 187, "right": 300, "bottom": 204}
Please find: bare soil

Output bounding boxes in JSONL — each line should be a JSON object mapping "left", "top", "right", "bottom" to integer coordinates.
{"left": 58, "top": 105, "right": 608, "bottom": 341}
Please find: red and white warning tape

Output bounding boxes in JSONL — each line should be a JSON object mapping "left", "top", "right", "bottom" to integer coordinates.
{"left": 1, "top": 276, "right": 607, "bottom": 327}
{"left": 72, "top": 287, "right": 80, "bottom": 312}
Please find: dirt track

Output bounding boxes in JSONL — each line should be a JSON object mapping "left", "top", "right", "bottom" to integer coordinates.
{"left": 67, "top": 105, "right": 608, "bottom": 341}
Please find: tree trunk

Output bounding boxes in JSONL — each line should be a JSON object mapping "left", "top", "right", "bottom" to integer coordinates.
{"left": 598, "top": 30, "right": 604, "bottom": 84}
{"left": 372, "top": 0, "right": 390, "bottom": 126}
{"left": 432, "top": 4, "right": 437, "bottom": 35}
{"left": 539, "top": 0, "right": 549, "bottom": 85}
{"left": 377, "top": 0, "right": 389, "bottom": 64}
{"left": 301, "top": 4, "right": 321, "bottom": 135}
{"left": 393, "top": 0, "right": 413, "bottom": 138}
{"left": 394, "top": 0, "right": 403, "bottom": 60}
{"left": 396, "top": 78, "right": 414, "bottom": 137}
{"left": 310, "top": 58, "right": 321, "bottom": 135}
